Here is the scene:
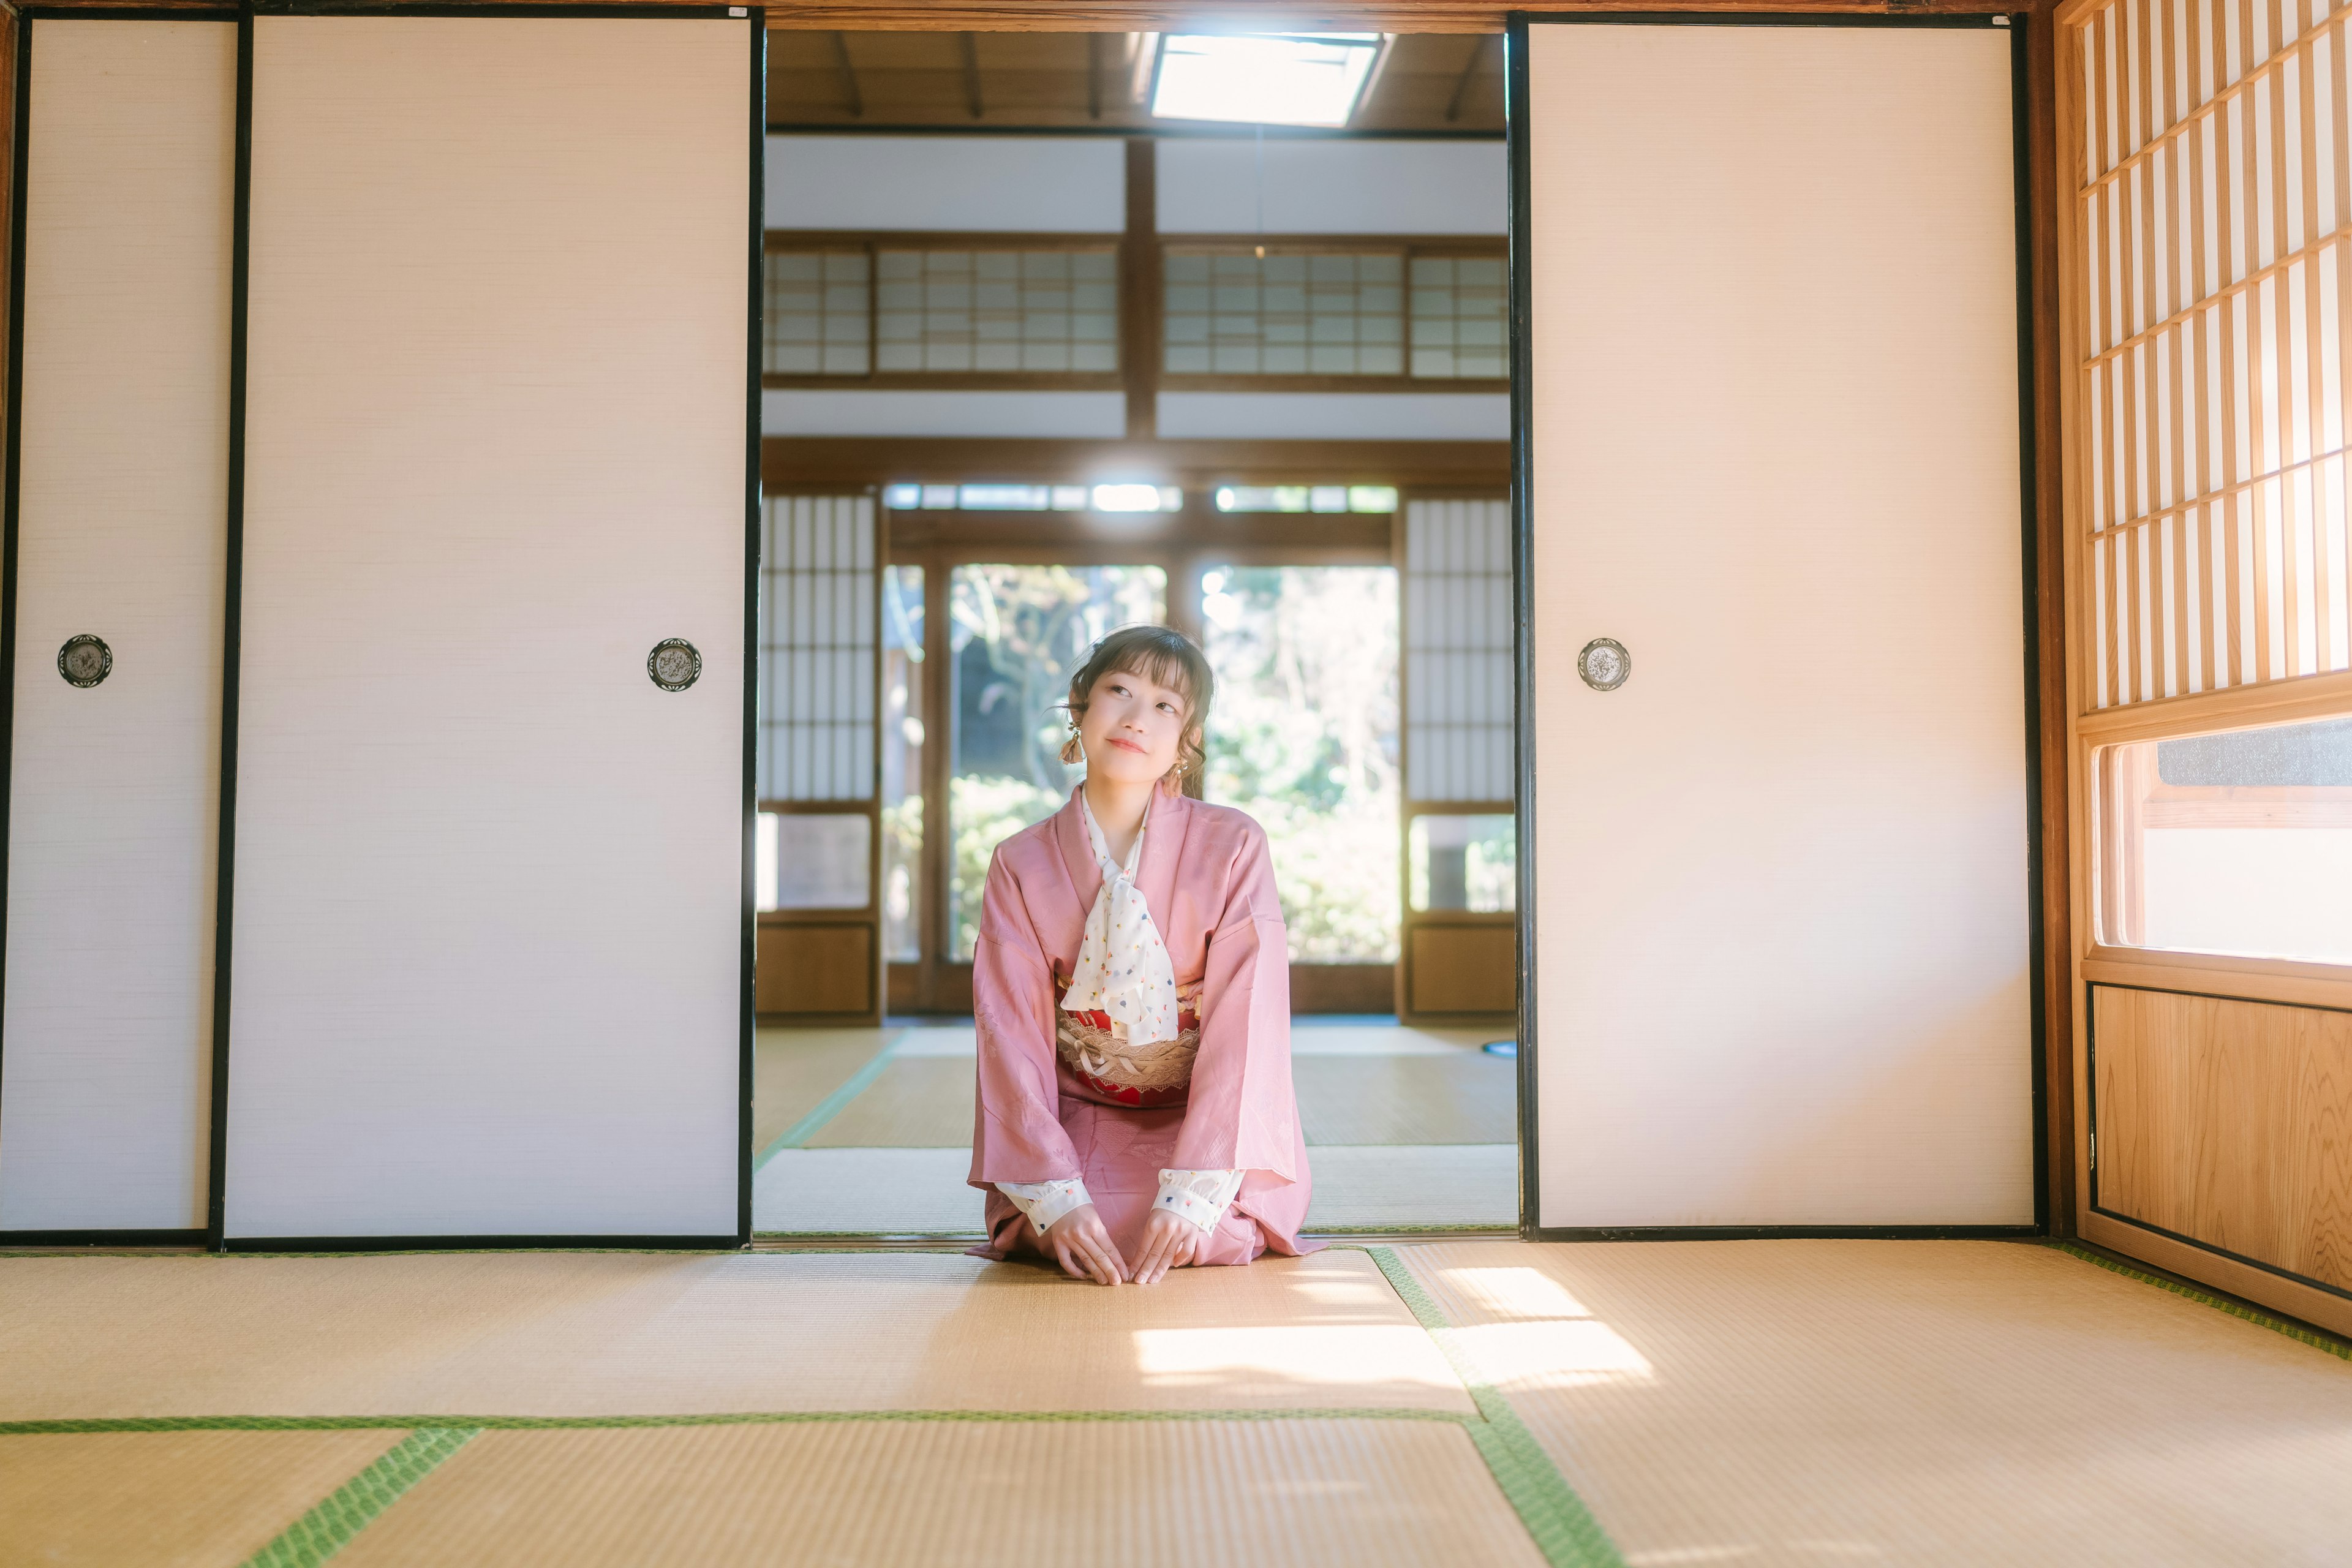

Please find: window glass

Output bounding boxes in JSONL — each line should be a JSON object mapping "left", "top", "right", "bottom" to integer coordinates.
{"left": 948, "top": 565, "right": 1167, "bottom": 958}
{"left": 1214, "top": 484, "right": 1395, "bottom": 514}
{"left": 1409, "top": 814, "right": 1515, "bottom": 913}
{"left": 758, "top": 812, "right": 870, "bottom": 911}
{"left": 881, "top": 566, "right": 924, "bottom": 962}
{"left": 1202, "top": 565, "right": 1400, "bottom": 962}
{"left": 2095, "top": 714, "right": 2352, "bottom": 965}
{"left": 765, "top": 250, "right": 870, "bottom": 375}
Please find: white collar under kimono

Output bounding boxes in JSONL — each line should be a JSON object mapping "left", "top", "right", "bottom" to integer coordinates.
{"left": 1060, "top": 790, "right": 1182, "bottom": 1047}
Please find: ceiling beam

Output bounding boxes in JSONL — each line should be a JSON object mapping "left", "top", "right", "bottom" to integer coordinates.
{"left": 761, "top": 1, "right": 2012, "bottom": 31}
{"left": 1444, "top": 32, "right": 1490, "bottom": 123}
{"left": 960, "top": 32, "right": 984, "bottom": 118}
{"left": 832, "top": 31, "right": 865, "bottom": 118}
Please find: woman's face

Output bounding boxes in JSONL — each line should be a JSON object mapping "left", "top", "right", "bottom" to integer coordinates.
{"left": 1076, "top": 665, "right": 1189, "bottom": 786}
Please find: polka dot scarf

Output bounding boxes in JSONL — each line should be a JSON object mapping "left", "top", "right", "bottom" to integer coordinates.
{"left": 1061, "top": 791, "right": 1180, "bottom": 1047}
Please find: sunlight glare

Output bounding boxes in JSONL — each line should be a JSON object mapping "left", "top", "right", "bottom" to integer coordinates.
{"left": 1131, "top": 1325, "right": 1459, "bottom": 1390}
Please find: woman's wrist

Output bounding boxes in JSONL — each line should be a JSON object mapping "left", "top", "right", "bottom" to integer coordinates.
{"left": 1153, "top": 1169, "right": 1243, "bottom": 1232}
{"left": 996, "top": 1177, "right": 1092, "bottom": 1234}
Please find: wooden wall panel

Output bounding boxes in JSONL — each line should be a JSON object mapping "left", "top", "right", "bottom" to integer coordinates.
{"left": 1405, "top": 924, "right": 1513, "bottom": 1017}
{"left": 757, "top": 925, "right": 873, "bottom": 1017}
{"left": 2093, "top": 984, "right": 2352, "bottom": 1294}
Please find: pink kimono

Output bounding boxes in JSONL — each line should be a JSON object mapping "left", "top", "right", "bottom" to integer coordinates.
{"left": 968, "top": 786, "right": 1316, "bottom": 1265}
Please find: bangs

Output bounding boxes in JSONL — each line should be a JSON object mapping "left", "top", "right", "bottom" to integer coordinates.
{"left": 1073, "top": 624, "right": 1214, "bottom": 722}
{"left": 1109, "top": 646, "right": 1204, "bottom": 710}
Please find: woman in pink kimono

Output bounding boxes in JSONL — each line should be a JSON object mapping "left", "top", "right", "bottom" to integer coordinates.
{"left": 969, "top": 624, "right": 1314, "bottom": 1285}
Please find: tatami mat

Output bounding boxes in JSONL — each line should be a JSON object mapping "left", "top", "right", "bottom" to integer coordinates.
{"left": 0, "top": 1250, "right": 1471, "bottom": 1422}
{"left": 804, "top": 1056, "right": 973, "bottom": 1148}
{"left": 0, "top": 1428, "right": 407, "bottom": 1566}
{"left": 752, "top": 1028, "right": 898, "bottom": 1152}
{"left": 1302, "top": 1146, "right": 1517, "bottom": 1229}
{"left": 1292, "top": 1055, "right": 1515, "bottom": 1145}
{"left": 754, "top": 1146, "right": 982, "bottom": 1234}
{"left": 1398, "top": 1239, "right": 2352, "bottom": 1566}
{"left": 765, "top": 1025, "right": 1516, "bottom": 1152}
{"left": 751, "top": 1145, "right": 1517, "bottom": 1234}
{"left": 328, "top": 1419, "right": 1545, "bottom": 1568}
{"left": 1287, "top": 1023, "right": 1506, "bottom": 1056}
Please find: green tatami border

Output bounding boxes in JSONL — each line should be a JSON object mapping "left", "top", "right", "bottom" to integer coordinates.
{"left": 754, "top": 1030, "right": 907, "bottom": 1168}
{"left": 1362, "top": 1246, "right": 1626, "bottom": 1568}
{"left": 2049, "top": 1240, "right": 2352, "bottom": 1362}
{"left": 242, "top": 1426, "right": 477, "bottom": 1568}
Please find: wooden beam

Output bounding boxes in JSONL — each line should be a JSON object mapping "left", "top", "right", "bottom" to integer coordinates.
{"left": 959, "top": 31, "right": 984, "bottom": 118}
{"left": 758, "top": 2, "right": 2014, "bottom": 31}
{"left": 1120, "top": 138, "right": 1158, "bottom": 439}
{"left": 14, "top": 0, "right": 2019, "bottom": 20}
{"left": 1444, "top": 32, "right": 1490, "bottom": 123}
{"left": 763, "top": 435, "right": 1511, "bottom": 489}
{"left": 2024, "top": 0, "right": 2074, "bottom": 1242}
{"left": 1087, "top": 31, "right": 1102, "bottom": 119}
{"left": 831, "top": 31, "right": 865, "bottom": 118}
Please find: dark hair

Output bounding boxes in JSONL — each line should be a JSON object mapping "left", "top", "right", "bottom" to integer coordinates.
{"left": 1061, "top": 624, "right": 1214, "bottom": 788}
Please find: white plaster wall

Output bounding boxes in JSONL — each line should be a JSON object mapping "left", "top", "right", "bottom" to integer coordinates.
{"left": 767, "top": 135, "right": 1125, "bottom": 232}
{"left": 1156, "top": 391, "right": 1506, "bottom": 441}
{"left": 764, "top": 389, "right": 1127, "bottom": 438}
{"left": 1158, "top": 138, "right": 1505, "bottom": 234}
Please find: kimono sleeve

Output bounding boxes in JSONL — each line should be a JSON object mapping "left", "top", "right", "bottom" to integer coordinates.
{"left": 1170, "top": 820, "right": 1300, "bottom": 1182}
{"left": 968, "top": 843, "right": 1083, "bottom": 1186}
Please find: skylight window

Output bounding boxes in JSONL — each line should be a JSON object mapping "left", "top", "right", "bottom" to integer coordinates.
{"left": 1150, "top": 34, "right": 1387, "bottom": 129}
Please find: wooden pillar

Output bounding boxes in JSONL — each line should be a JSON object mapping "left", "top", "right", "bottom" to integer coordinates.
{"left": 1120, "top": 136, "right": 1156, "bottom": 440}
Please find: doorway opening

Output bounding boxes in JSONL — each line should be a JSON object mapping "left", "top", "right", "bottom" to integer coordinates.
{"left": 744, "top": 29, "right": 1516, "bottom": 1238}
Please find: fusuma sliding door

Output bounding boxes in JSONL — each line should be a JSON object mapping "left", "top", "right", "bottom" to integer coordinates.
{"left": 219, "top": 13, "right": 755, "bottom": 1243}
{"left": 1, "top": 19, "right": 235, "bottom": 1238}
{"left": 1514, "top": 20, "right": 2037, "bottom": 1231}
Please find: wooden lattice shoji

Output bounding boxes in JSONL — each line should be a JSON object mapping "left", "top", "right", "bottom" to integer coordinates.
{"left": 2067, "top": 0, "right": 2352, "bottom": 708}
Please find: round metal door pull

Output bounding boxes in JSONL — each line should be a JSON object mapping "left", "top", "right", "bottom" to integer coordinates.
{"left": 59, "top": 634, "right": 111, "bottom": 688}
{"left": 647, "top": 638, "right": 702, "bottom": 692}
{"left": 1578, "top": 636, "right": 1629, "bottom": 692}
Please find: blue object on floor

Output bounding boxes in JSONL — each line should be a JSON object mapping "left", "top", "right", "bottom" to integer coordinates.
{"left": 1482, "top": 1039, "right": 1517, "bottom": 1057}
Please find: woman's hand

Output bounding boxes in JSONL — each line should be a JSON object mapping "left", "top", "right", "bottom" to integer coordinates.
{"left": 1131, "top": 1208, "right": 1206, "bottom": 1284}
{"left": 1041, "top": 1204, "right": 1128, "bottom": 1285}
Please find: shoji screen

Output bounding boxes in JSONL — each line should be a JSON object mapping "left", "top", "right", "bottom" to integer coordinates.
{"left": 221, "top": 15, "right": 752, "bottom": 1241}
{"left": 1401, "top": 499, "right": 1516, "bottom": 1020}
{"left": 1520, "top": 21, "right": 2033, "bottom": 1228}
{"left": 2069, "top": 0, "right": 2352, "bottom": 707}
{"left": 755, "top": 495, "right": 882, "bottom": 1021}
{"left": 2059, "top": 0, "right": 2352, "bottom": 1337}
{"left": 1, "top": 20, "right": 235, "bottom": 1235}
{"left": 1404, "top": 499, "right": 1514, "bottom": 804}
{"left": 761, "top": 497, "right": 877, "bottom": 803}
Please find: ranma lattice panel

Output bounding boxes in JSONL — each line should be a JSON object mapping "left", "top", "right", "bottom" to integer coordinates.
{"left": 2069, "top": 0, "right": 2352, "bottom": 707}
